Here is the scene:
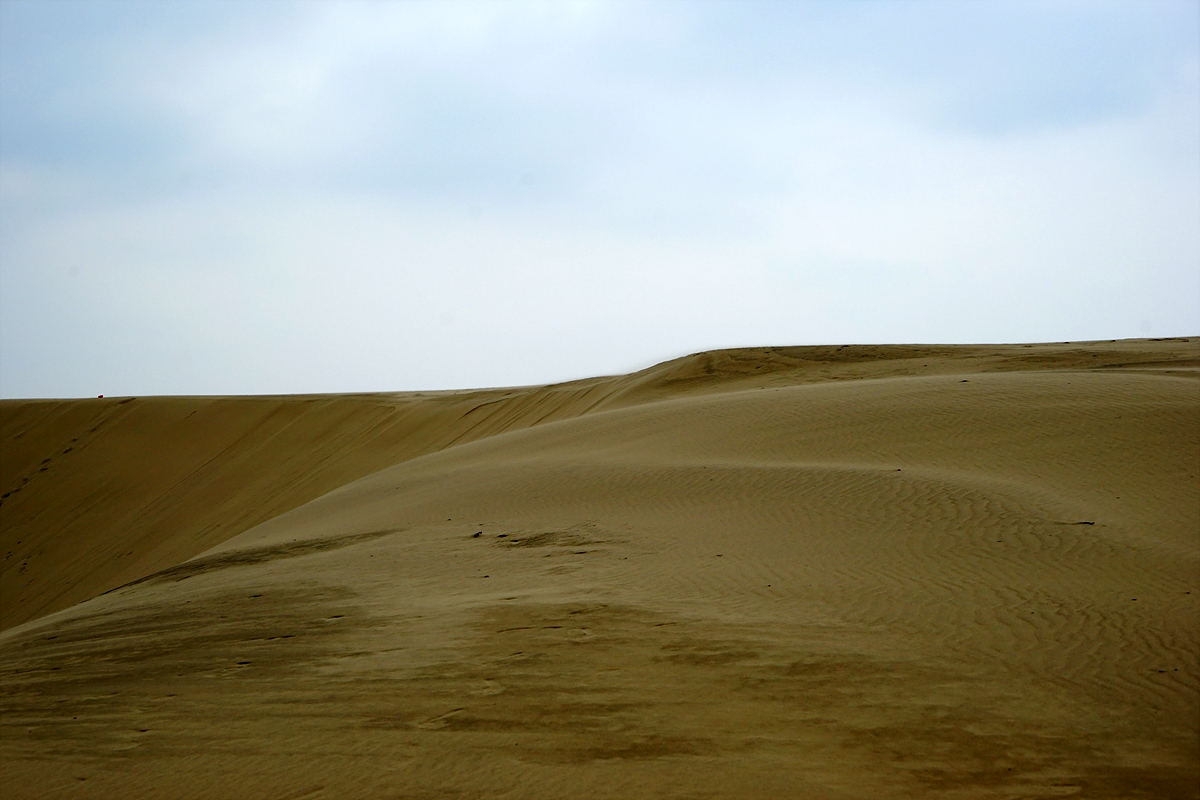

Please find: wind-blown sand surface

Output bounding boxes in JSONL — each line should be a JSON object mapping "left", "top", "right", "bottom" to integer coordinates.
{"left": 1, "top": 339, "right": 1197, "bottom": 799}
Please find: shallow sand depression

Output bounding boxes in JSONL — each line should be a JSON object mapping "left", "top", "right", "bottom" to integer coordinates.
{"left": 1, "top": 339, "right": 1197, "bottom": 799}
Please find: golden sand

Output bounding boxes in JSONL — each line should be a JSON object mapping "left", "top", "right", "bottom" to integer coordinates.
{"left": 2, "top": 339, "right": 1197, "bottom": 798}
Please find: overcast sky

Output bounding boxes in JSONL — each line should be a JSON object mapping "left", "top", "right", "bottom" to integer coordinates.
{"left": 1, "top": 0, "right": 1197, "bottom": 398}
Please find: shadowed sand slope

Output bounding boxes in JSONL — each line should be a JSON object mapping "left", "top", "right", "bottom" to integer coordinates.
{"left": 0, "top": 378, "right": 653, "bottom": 630}
{"left": 1, "top": 338, "right": 1198, "bottom": 799}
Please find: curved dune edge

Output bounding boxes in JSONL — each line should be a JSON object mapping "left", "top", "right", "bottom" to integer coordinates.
{"left": 1, "top": 338, "right": 1198, "bottom": 798}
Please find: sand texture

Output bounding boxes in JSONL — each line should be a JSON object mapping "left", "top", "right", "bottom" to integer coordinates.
{"left": 1, "top": 339, "right": 1198, "bottom": 799}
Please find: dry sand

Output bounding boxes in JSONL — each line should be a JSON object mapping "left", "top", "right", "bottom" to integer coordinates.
{"left": 1, "top": 339, "right": 1197, "bottom": 799}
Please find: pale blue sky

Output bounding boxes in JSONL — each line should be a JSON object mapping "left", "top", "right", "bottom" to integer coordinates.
{"left": 1, "top": 0, "right": 1197, "bottom": 397}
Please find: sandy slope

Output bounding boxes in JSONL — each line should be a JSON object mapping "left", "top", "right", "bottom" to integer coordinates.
{"left": 0, "top": 384, "right": 639, "bottom": 631}
{"left": 1, "top": 339, "right": 1197, "bottom": 799}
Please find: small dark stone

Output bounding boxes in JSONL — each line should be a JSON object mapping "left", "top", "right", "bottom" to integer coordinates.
{"left": 473, "top": 532, "right": 481, "bottom": 538}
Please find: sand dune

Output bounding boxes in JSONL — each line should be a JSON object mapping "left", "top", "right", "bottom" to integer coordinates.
{"left": 0, "top": 375, "right": 659, "bottom": 631}
{"left": 1, "top": 339, "right": 1197, "bottom": 798}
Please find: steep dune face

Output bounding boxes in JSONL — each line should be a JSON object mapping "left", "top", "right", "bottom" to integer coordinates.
{"left": 0, "top": 380, "right": 640, "bottom": 631}
{"left": 1, "top": 339, "right": 1197, "bottom": 799}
